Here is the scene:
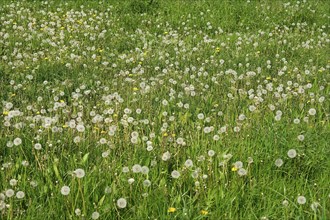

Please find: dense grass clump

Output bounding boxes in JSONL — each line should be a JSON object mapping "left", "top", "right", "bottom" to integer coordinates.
{"left": 0, "top": 0, "right": 329, "bottom": 219}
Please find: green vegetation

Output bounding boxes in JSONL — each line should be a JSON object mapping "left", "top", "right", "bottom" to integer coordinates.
{"left": 0, "top": 0, "right": 329, "bottom": 219}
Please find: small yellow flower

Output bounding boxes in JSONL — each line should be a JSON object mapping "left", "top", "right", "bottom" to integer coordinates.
{"left": 266, "top": 76, "right": 272, "bottom": 80}
{"left": 168, "top": 207, "right": 176, "bottom": 213}
{"left": 133, "top": 87, "right": 139, "bottom": 91}
{"left": 101, "top": 131, "right": 106, "bottom": 134}
{"left": 163, "top": 132, "right": 168, "bottom": 137}
{"left": 171, "top": 133, "right": 176, "bottom": 137}
{"left": 200, "top": 210, "right": 208, "bottom": 215}
{"left": 60, "top": 100, "right": 65, "bottom": 103}
{"left": 231, "top": 166, "right": 238, "bottom": 172}
{"left": 3, "top": 111, "right": 9, "bottom": 116}
{"left": 215, "top": 47, "right": 220, "bottom": 52}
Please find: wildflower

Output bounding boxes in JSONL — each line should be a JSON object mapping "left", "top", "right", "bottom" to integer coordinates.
{"left": 297, "top": 196, "right": 306, "bottom": 204}
{"left": 9, "top": 179, "right": 18, "bottom": 186}
{"left": 34, "top": 143, "right": 42, "bottom": 150}
{"left": 184, "top": 159, "right": 193, "bottom": 168}
{"left": 76, "top": 124, "right": 85, "bottom": 132}
{"left": 200, "top": 210, "right": 208, "bottom": 215}
{"left": 16, "top": 191, "right": 25, "bottom": 199}
{"left": 117, "top": 198, "right": 127, "bottom": 208}
{"left": 5, "top": 189, "right": 15, "bottom": 198}
{"left": 143, "top": 180, "right": 151, "bottom": 187}
{"left": 308, "top": 108, "right": 316, "bottom": 116}
{"left": 287, "top": 149, "right": 297, "bottom": 158}
{"left": 132, "top": 164, "right": 142, "bottom": 173}
{"left": 162, "top": 151, "right": 171, "bottom": 161}
{"left": 275, "top": 158, "right": 284, "bottom": 167}
{"left": 238, "top": 168, "right": 247, "bottom": 176}
{"left": 75, "top": 209, "right": 81, "bottom": 216}
{"left": 208, "top": 150, "right": 215, "bottom": 157}
{"left": 171, "top": 170, "right": 180, "bottom": 179}
{"left": 92, "top": 211, "right": 100, "bottom": 219}
{"left": 141, "top": 166, "right": 149, "bottom": 174}
{"left": 282, "top": 200, "right": 289, "bottom": 206}
{"left": 13, "top": 137, "right": 22, "bottom": 146}
{"left": 74, "top": 168, "right": 85, "bottom": 178}
{"left": 310, "top": 201, "right": 320, "bottom": 211}
{"left": 168, "top": 207, "right": 176, "bottom": 213}
{"left": 61, "top": 186, "right": 70, "bottom": 196}
{"left": 231, "top": 166, "right": 238, "bottom": 172}
{"left": 122, "top": 167, "right": 129, "bottom": 173}
{"left": 128, "top": 178, "right": 135, "bottom": 185}
{"left": 297, "top": 134, "right": 305, "bottom": 141}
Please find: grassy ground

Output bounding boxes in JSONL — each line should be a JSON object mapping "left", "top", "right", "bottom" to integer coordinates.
{"left": 0, "top": 0, "right": 329, "bottom": 219}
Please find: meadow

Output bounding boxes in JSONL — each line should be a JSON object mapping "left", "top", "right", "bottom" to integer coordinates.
{"left": 0, "top": 0, "right": 329, "bottom": 219}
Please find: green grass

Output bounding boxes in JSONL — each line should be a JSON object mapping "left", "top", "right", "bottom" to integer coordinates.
{"left": 0, "top": 0, "right": 329, "bottom": 219}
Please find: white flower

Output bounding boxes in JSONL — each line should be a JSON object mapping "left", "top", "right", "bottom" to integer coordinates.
{"left": 34, "top": 143, "right": 42, "bottom": 150}
{"left": 92, "top": 211, "right": 100, "bottom": 219}
{"left": 117, "top": 198, "right": 127, "bottom": 208}
{"left": 76, "top": 124, "right": 85, "bottom": 132}
{"left": 74, "top": 168, "right": 85, "bottom": 178}
{"left": 122, "top": 167, "right": 129, "bottom": 173}
{"left": 308, "top": 108, "right": 316, "bottom": 116}
{"left": 208, "top": 150, "right": 215, "bottom": 157}
{"left": 297, "top": 196, "right": 306, "bottom": 204}
{"left": 16, "top": 191, "right": 25, "bottom": 199}
{"left": 128, "top": 178, "right": 135, "bottom": 184}
{"left": 184, "top": 159, "right": 193, "bottom": 168}
{"left": 75, "top": 208, "right": 81, "bottom": 216}
{"left": 143, "top": 180, "right": 151, "bottom": 187}
{"left": 61, "top": 186, "right": 70, "bottom": 196}
{"left": 275, "top": 159, "right": 284, "bottom": 167}
{"left": 171, "top": 170, "right": 180, "bottom": 179}
{"left": 9, "top": 179, "right": 17, "bottom": 186}
{"left": 141, "top": 166, "right": 149, "bottom": 174}
{"left": 287, "top": 149, "right": 297, "bottom": 158}
{"left": 13, "top": 137, "right": 22, "bottom": 146}
{"left": 238, "top": 168, "right": 247, "bottom": 176}
{"left": 132, "top": 164, "right": 142, "bottom": 173}
{"left": 297, "top": 134, "right": 305, "bottom": 141}
{"left": 5, "top": 189, "right": 14, "bottom": 197}
{"left": 162, "top": 151, "right": 171, "bottom": 161}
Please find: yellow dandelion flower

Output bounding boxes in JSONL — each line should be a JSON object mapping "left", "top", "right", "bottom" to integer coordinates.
{"left": 163, "top": 132, "right": 168, "bottom": 137}
{"left": 133, "top": 87, "right": 139, "bottom": 91}
{"left": 3, "top": 111, "right": 9, "bottom": 116}
{"left": 168, "top": 207, "right": 176, "bottom": 213}
{"left": 231, "top": 166, "right": 238, "bottom": 172}
{"left": 200, "top": 210, "right": 208, "bottom": 215}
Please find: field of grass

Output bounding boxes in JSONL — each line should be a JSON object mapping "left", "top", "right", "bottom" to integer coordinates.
{"left": 0, "top": 0, "right": 329, "bottom": 219}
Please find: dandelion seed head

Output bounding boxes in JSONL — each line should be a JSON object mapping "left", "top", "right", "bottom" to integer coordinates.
{"left": 61, "top": 186, "right": 70, "bottom": 196}
{"left": 117, "top": 198, "right": 127, "bottom": 208}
